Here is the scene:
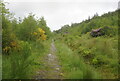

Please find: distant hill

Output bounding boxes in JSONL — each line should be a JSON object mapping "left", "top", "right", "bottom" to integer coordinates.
{"left": 54, "top": 9, "right": 119, "bottom": 37}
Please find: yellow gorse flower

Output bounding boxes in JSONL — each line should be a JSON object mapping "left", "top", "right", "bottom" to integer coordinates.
{"left": 38, "top": 28, "right": 45, "bottom": 34}
{"left": 41, "top": 34, "right": 47, "bottom": 40}
{"left": 38, "top": 28, "right": 42, "bottom": 32}
{"left": 3, "top": 46, "right": 11, "bottom": 52}
{"left": 33, "top": 32, "right": 37, "bottom": 35}
{"left": 10, "top": 41, "right": 17, "bottom": 47}
{"left": 32, "top": 28, "right": 47, "bottom": 41}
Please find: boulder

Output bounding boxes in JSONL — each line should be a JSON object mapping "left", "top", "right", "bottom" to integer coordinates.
{"left": 90, "top": 28, "right": 104, "bottom": 37}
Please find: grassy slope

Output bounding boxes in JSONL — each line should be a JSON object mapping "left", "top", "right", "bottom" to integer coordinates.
{"left": 55, "top": 40, "right": 101, "bottom": 79}
{"left": 53, "top": 10, "right": 118, "bottom": 79}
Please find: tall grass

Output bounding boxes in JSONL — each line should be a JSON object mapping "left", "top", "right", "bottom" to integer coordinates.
{"left": 60, "top": 33, "right": 118, "bottom": 79}
{"left": 2, "top": 41, "right": 32, "bottom": 79}
{"left": 0, "top": 54, "right": 2, "bottom": 80}
{"left": 80, "top": 34, "right": 118, "bottom": 79}
{"left": 55, "top": 41, "right": 101, "bottom": 79}
{"left": 2, "top": 39, "right": 51, "bottom": 79}
{"left": 28, "top": 39, "right": 51, "bottom": 78}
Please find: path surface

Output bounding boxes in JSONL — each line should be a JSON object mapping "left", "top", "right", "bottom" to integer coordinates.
{"left": 35, "top": 40, "right": 63, "bottom": 79}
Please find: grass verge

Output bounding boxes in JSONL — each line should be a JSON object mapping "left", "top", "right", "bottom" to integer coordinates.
{"left": 55, "top": 40, "right": 101, "bottom": 79}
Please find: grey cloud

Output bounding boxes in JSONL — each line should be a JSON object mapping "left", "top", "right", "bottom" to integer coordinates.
{"left": 5, "top": 1, "right": 119, "bottom": 31}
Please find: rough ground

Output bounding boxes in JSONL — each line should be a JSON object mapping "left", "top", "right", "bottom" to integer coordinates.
{"left": 34, "top": 40, "right": 63, "bottom": 79}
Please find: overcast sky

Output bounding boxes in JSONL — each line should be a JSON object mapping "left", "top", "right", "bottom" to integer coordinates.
{"left": 4, "top": 0, "right": 119, "bottom": 31}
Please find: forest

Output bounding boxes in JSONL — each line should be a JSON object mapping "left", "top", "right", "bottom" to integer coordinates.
{"left": 0, "top": 1, "right": 119, "bottom": 80}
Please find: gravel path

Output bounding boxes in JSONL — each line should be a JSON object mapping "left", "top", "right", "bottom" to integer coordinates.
{"left": 34, "top": 40, "right": 63, "bottom": 79}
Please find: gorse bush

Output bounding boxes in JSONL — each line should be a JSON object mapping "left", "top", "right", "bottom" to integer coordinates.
{"left": 3, "top": 41, "right": 32, "bottom": 79}
{"left": 17, "top": 14, "right": 49, "bottom": 41}
{"left": 32, "top": 28, "right": 47, "bottom": 41}
{"left": 1, "top": 1, "right": 51, "bottom": 79}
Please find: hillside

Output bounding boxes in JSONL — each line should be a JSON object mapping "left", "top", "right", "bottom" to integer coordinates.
{"left": 53, "top": 10, "right": 119, "bottom": 79}
{"left": 54, "top": 10, "right": 118, "bottom": 36}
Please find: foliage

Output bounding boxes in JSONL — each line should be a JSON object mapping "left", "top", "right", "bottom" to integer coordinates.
{"left": 32, "top": 28, "right": 47, "bottom": 41}
{"left": 38, "top": 17, "right": 51, "bottom": 38}
{"left": 54, "top": 10, "right": 118, "bottom": 79}
{"left": 2, "top": 1, "right": 51, "bottom": 79}
{"left": 2, "top": 41, "right": 32, "bottom": 79}
{"left": 55, "top": 10, "right": 118, "bottom": 36}
{"left": 1, "top": 1, "right": 118, "bottom": 79}
{"left": 55, "top": 41, "right": 101, "bottom": 79}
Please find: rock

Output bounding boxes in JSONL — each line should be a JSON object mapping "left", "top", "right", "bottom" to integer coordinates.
{"left": 90, "top": 28, "right": 104, "bottom": 37}
{"left": 55, "top": 68, "right": 60, "bottom": 70}
{"left": 59, "top": 73, "right": 64, "bottom": 76}
{"left": 48, "top": 54, "right": 52, "bottom": 56}
{"left": 90, "top": 26, "right": 113, "bottom": 37}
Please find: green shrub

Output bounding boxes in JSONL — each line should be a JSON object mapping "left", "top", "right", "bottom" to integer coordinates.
{"left": 2, "top": 41, "right": 32, "bottom": 79}
{"left": 55, "top": 41, "right": 101, "bottom": 79}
